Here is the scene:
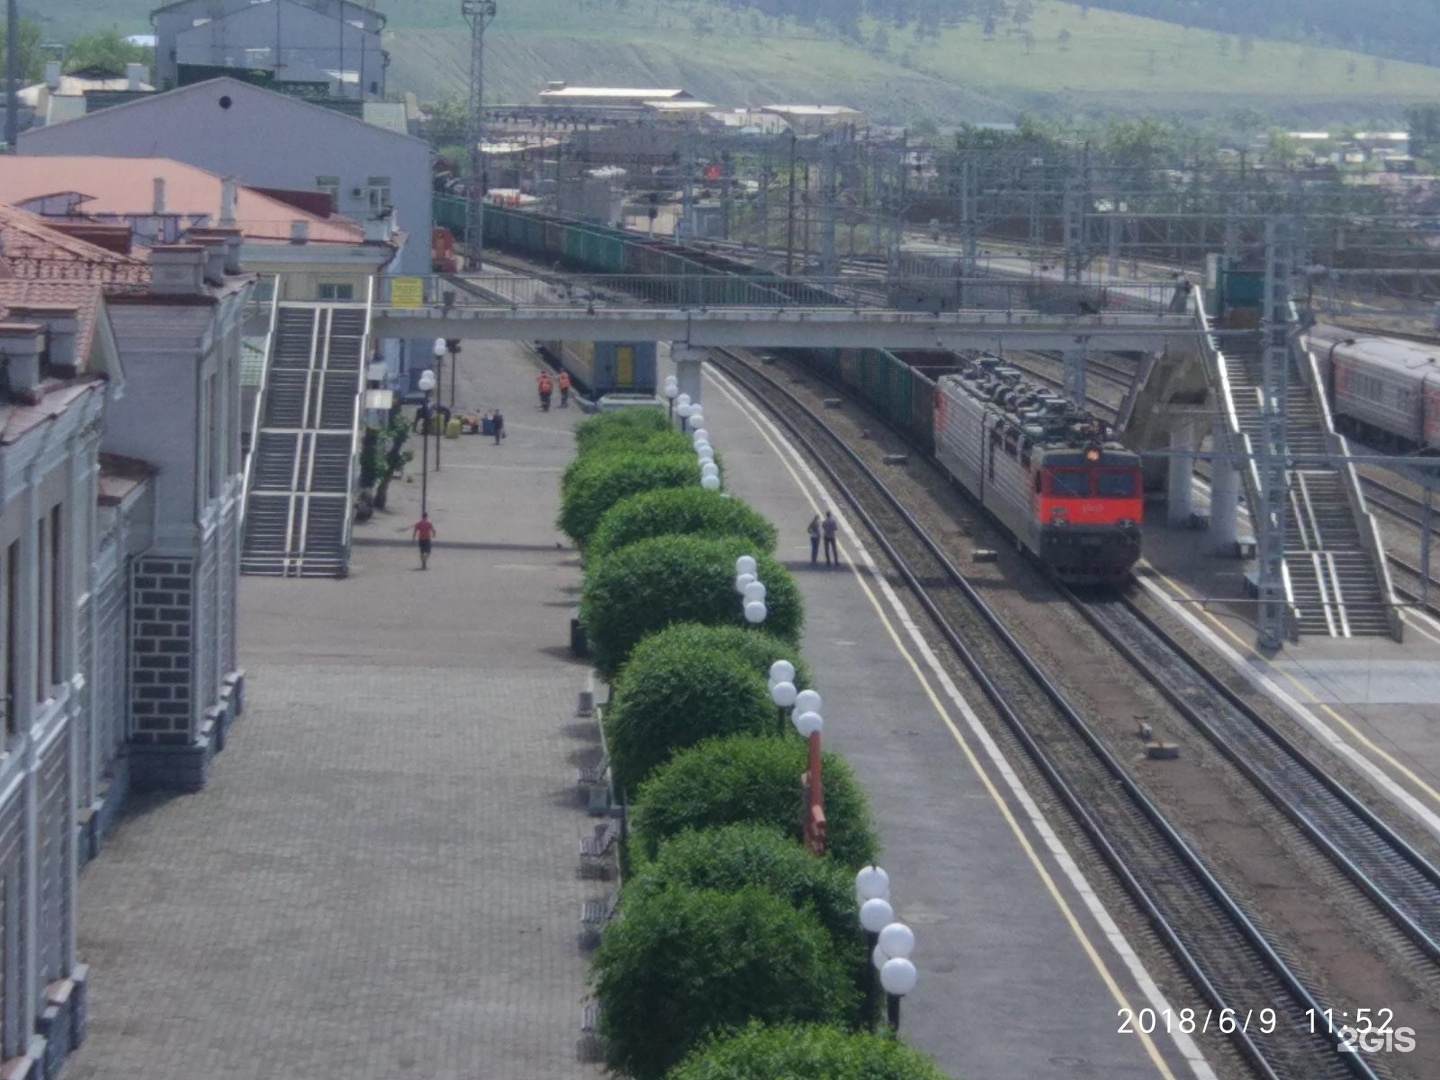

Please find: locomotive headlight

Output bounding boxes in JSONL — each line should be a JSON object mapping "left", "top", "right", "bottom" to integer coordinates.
{"left": 1084, "top": 446, "right": 1102, "bottom": 462}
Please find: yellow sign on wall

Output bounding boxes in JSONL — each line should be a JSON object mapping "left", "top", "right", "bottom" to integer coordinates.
{"left": 390, "top": 277, "right": 425, "bottom": 307}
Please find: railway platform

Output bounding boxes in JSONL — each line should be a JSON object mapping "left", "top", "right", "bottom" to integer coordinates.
{"left": 687, "top": 348, "right": 1205, "bottom": 1080}
{"left": 1134, "top": 510, "right": 1440, "bottom": 844}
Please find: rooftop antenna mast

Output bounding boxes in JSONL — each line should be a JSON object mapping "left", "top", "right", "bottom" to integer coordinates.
{"left": 462, "top": 0, "right": 497, "bottom": 270}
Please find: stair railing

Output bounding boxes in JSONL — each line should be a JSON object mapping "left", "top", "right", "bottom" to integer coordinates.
{"left": 240, "top": 278, "right": 281, "bottom": 527}
{"left": 1294, "top": 329, "right": 1403, "bottom": 641}
{"left": 337, "top": 281, "right": 375, "bottom": 577}
{"left": 1195, "top": 287, "right": 1300, "bottom": 631}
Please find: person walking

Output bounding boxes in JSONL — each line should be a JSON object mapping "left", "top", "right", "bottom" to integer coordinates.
{"left": 807, "top": 514, "right": 821, "bottom": 565}
{"left": 537, "top": 371, "right": 554, "bottom": 411}
{"left": 412, "top": 512, "right": 437, "bottom": 570}
{"left": 557, "top": 370, "right": 572, "bottom": 408}
{"left": 821, "top": 510, "right": 839, "bottom": 567}
{"left": 492, "top": 407, "right": 505, "bottom": 445}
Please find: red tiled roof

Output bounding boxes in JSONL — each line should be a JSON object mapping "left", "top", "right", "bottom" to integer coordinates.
{"left": 0, "top": 279, "right": 108, "bottom": 373}
{"left": 0, "top": 203, "right": 150, "bottom": 286}
{"left": 0, "top": 157, "right": 368, "bottom": 245}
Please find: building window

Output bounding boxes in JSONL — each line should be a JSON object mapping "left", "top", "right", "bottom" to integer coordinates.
{"left": 315, "top": 176, "right": 340, "bottom": 211}
{"left": 318, "top": 283, "right": 355, "bottom": 301}
{"left": 208, "top": 373, "right": 222, "bottom": 500}
{"left": 35, "top": 515, "right": 47, "bottom": 700}
{"left": 366, "top": 176, "right": 391, "bottom": 213}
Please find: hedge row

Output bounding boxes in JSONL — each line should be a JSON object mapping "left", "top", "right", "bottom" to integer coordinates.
{"left": 561, "top": 410, "right": 940, "bottom": 1080}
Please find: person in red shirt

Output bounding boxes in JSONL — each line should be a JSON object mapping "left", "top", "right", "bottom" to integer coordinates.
{"left": 537, "top": 371, "right": 553, "bottom": 410}
{"left": 412, "top": 512, "right": 437, "bottom": 570}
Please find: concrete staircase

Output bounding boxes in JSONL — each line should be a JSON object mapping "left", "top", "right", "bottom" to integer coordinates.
{"left": 1218, "top": 333, "right": 1397, "bottom": 639}
{"left": 241, "top": 304, "right": 370, "bottom": 577}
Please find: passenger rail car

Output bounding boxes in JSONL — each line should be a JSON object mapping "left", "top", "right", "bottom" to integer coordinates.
{"left": 934, "top": 359, "right": 1143, "bottom": 584}
{"left": 1308, "top": 328, "right": 1440, "bottom": 451}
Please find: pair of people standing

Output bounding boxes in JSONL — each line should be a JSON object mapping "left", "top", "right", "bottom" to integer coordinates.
{"left": 808, "top": 511, "right": 839, "bottom": 567}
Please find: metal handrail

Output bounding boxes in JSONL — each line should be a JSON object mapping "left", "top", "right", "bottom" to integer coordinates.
{"left": 338, "top": 279, "right": 376, "bottom": 574}
{"left": 239, "top": 278, "right": 280, "bottom": 528}
{"left": 1294, "top": 329, "right": 1403, "bottom": 640}
{"left": 294, "top": 309, "right": 332, "bottom": 574}
{"left": 1196, "top": 288, "right": 1301, "bottom": 628}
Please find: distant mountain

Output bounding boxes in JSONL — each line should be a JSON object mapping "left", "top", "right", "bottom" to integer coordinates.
{"left": 1070, "top": 0, "right": 1440, "bottom": 67}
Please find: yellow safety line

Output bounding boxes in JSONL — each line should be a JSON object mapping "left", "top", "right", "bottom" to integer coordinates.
{"left": 711, "top": 369, "right": 1179, "bottom": 1080}
{"left": 1143, "top": 564, "right": 1440, "bottom": 811}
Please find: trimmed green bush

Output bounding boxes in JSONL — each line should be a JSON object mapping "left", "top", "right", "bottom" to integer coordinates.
{"left": 581, "top": 535, "right": 803, "bottom": 681}
{"left": 592, "top": 886, "right": 857, "bottom": 1080}
{"left": 632, "top": 734, "right": 879, "bottom": 870}
{"left": 588, "top": 487, "right": 777, "bottom": 563}
{"left": 558, "top": 453, "right": 696, "bottom": 549}
{"left": 574, "top": 407, "right": 672, "bottom": 455}
{"left": 564, "top": 433, "right": 695, "bottom": 497}
{"left": 624, "top": 622, "right": 813, "bottom": 700}
{"left": 605, "top": 647, "right": 774, "bottom": 797}
{"left": 633, "top": 824, "right": 868, "bottom": 1014}
{"left": 668, "top": 1021, "right": 951, "bottom": 1080}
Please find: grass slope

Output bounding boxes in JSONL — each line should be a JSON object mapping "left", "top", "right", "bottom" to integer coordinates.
{"left": 38, "top": 0, "right": 1440, "bottom": 123}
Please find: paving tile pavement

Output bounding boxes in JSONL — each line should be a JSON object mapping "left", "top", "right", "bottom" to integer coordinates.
{"left": 65, "top": 339, "right": 606, "bottom": 1080}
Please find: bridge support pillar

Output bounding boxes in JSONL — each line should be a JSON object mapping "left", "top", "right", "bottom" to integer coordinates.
{"left": 672, "top": 344, "right": 705, "bottom": 406}
{"left": 1166, "top": 423, "right": 1196, "bottom": 527}
{"left": 1209, "top": 459, "right": 1241, "bottom": 554}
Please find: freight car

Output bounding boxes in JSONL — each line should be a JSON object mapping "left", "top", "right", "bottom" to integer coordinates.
{"left": 537, "top": 339, "right": 657, "bottom": 399}
{"left": 934, "top": 358, "right": 1143, "bottom": 584}
{"left": 1308, "top": 326, "right": 1440, "bottom": 451}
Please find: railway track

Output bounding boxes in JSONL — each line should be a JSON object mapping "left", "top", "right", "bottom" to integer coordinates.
{"left": 707, "top": 346, "right": 1384, "bottom": 1080}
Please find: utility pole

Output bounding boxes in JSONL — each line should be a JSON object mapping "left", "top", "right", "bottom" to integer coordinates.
{"left": 6, "top": 0, "right": 19, "bottom": 151}
{"left": 820, "top": 136, "right": 837, "bottom": 280}
{"left": 1257, "top": 218, "right": 1294, "bottom": 651}
{"left": 461, "top": 0, "right": 497, "bottom": 270}
{"left": 785, "top": 130, "right": 798, "bottom": 275}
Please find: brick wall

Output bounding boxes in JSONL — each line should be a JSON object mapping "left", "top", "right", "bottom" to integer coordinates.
{"left": 129, "top": 556, "right": 195, "bottom": 746}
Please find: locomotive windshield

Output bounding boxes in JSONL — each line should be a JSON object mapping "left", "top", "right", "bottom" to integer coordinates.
{"left": 1049, "top": 469, "right": 1090, "bottom": 496}
{"left": 1096, "top": 471, "right": 1138, "bottom": 497}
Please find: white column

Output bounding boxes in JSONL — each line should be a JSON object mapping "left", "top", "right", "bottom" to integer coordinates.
{"left": 672, "top": 344, "right": 705, "bottom": 406}
{"left": 1210, "top": 459, "right": 1241, "bottom": 554}
{"left": 1166, "top": 422, "right": 1196, "bottom": 526}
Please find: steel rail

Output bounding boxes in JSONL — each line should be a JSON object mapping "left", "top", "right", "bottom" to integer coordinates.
{"left": 1072, "top": 591, "right": 1440, "bottom": 964}
{"left": 708, "top": 347, "right": 1378, "bottom": 1080}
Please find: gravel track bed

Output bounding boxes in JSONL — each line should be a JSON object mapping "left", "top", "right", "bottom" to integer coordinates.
{"left": 728, "top": 348, "right": 1440, "bottom": 1080}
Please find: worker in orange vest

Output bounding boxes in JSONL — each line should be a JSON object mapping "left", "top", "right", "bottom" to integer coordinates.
{"left": 557, "top": 370, "right": 571, "bottom": 408}
{"left": 537, "top": 371, "right": 554, "bottom": 411}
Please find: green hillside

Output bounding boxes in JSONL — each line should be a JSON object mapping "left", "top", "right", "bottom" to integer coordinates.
{"left": 34, "top": 0, "right": 1440, "bottom": 124}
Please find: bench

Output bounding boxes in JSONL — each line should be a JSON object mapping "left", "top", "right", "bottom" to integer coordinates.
{"left": 579, "top": 823, "right": 618, "bottom": 877}
{"left": 579, "top": 895, "right": 618, "bottom": 947}
{"left": 578, "top": 1003, "right": 604, "bottom": 1062}
{"left": 576, "top": 753, "right": 609, "bottom": 787}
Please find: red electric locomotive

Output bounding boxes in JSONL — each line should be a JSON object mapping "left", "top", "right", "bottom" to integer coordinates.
{"left": 934, "top": 358, "right": 1143, "bottom": 585}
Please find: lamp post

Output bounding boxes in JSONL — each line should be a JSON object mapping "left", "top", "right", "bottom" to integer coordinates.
{"left": 446, "top": 337, "right": 462, "bottom": 417}
{"left": 856, "top": 865, "right": 893, "bottom": 1032}
{"left": 431, "top": 339, "right": 447, "bottom": 471}
{"left": 793, "top": 704, "right": 825, "bottom": 854}
{"left": 769, "top": 660, "right": 797, "bottom": 735}
{"left": 418, "top": 369, "right": 437, "bottom": 515}
{"left": 664, "top": 376, "right": 679, "bottom": 421}
{"left": 871, "top": 918, "right": 917, "bottom": 1033}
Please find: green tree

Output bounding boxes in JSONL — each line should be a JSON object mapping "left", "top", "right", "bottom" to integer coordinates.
{"left": 670, "top": 1021, "right": 952, "bottom": 1080}
{"left": 63, "top": 27, "right": 153, "bottom": 75}
{"left": 1, "top": 16, "right": 44, "bottom": 86}
{"left": 574, "top": 407, "right": 673, "bottom": 455}
{"left": 588, "top": 486, "right": 776, "bottom": 563}
{"left": 558, "top": 452, "right": 696, "bottom": 550}
{"left": 605, "top": 645, "right": 774, "bottom": 795}
{"left": 1407, "top": 103, "right": 1440, "bottom": 163}
{"left": 632, "top": 824, "right": 870, "bottom": 1011}
{"left": 625, "top": 622, "right": 812, "bottom": 694}
{"left": 632, "top": 734, "right": 879, "bottom": 869}
{"left": 580, "top": 535, "right": 803, "bottom": 680}
{"left": 422, "top": 95, "right": 469, "bottom": 147}
{"left": 591, "top": 886, "right": 856, "bottom": 1080}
